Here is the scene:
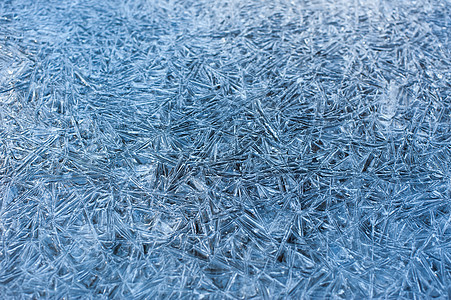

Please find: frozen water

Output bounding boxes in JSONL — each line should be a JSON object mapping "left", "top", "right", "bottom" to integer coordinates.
{"left": 0, "top": 0, "right": 450, "bottom": 298}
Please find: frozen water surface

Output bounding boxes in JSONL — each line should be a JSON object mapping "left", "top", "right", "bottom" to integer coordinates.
{"left": 0, "top": 0, "right": 450, "bottom": 298}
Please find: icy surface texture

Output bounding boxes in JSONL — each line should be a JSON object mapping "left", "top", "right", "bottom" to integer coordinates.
{"left": 0, "top": 0, "right": 450, "bottom": 298}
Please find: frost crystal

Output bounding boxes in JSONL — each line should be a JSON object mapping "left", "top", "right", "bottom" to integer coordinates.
{"left": 0, "top": 0, "right": 450, "bottom": 298}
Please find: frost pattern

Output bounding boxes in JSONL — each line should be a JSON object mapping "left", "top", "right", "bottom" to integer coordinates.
{"left": 0, "top": 0, "right": 450, "bottom": 298}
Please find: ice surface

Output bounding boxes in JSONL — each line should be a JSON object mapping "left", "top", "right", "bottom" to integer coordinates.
{"left": 0, "top": 0, "right": 450, "bottom": 298}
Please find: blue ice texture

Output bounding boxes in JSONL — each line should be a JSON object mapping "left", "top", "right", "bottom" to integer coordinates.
{"left": 0, "top": 0, "right": 450, "bottom": 298}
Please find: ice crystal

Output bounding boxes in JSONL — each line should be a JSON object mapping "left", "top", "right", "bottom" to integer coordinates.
{"left": 0, "top": 0, "right": 450, "bottom": 298}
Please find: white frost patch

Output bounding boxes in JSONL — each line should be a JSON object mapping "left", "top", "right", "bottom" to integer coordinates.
{"left": 379, "top": 81, "right": 399, "bottom": 126}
